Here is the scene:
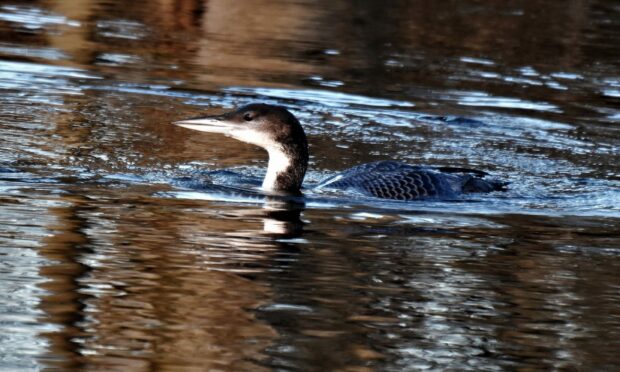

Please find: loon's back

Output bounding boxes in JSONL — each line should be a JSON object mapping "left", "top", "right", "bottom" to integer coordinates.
{"left": 317, "top": 161, "right": 506, "bottom": 200}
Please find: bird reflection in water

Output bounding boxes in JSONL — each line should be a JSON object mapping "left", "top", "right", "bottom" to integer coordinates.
{"left": 261, "top": 198, "right": 305, "bottom": 237}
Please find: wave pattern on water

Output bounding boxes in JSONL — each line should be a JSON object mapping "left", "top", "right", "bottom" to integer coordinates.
{"left": 0, "top": 0, "right": 620, "bottom": 370}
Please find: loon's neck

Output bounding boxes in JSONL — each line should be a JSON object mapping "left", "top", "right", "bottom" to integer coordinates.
{"left": 262, "top": 141, "right": 308, "bottom": 195}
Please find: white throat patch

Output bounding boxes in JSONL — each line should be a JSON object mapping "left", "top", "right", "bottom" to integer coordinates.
{"left": 226, "top": 128, "right": 293, "bottom": 192}
{"left": 262, "top": 147, "right": 291, "bottom": 192}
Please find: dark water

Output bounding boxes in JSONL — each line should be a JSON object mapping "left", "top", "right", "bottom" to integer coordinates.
{"left": 1, "top": 0, "right": 619, "bottom": 370}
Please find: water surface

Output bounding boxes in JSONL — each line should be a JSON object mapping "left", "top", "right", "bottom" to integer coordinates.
{"left": 0, "top": 0, "right": 619, "bottom": 370}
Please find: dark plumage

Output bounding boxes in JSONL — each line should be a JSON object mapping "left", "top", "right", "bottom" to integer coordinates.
{"left": 317, "top": 161, "right": 506, "bottom": 200}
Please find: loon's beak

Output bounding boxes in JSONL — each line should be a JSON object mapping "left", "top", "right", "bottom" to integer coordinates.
{"left": 173, "top": 114, "right": 235, "bottom": 134}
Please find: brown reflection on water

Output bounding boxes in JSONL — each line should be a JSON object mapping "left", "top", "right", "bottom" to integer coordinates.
{"left": 30, "top": 189, "right": 620, "bottom": 370}
{"left": 455, "top": 214, "right": 620, "bottom": 368}
{"left": 38, "top": 194, "right": 92, "bottom": 370}
{"left": 0, "top": 0, "right": 618, "bottom": 370}
{"left": 36, "top": 191, "right": 291, "bottom": 370}
{"left": 4, "top": 0, "right": 616, "bottom": 94}
{"left": 191, "top": 0, "right": 325, "bottom": 87}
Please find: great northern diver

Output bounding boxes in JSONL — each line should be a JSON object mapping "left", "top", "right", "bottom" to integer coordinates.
{"left": 174, "top": 103, "right": 506, "bottom": 200}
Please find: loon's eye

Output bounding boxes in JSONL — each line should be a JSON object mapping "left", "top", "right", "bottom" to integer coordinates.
{"left": 243, "top": 112, "right": 254, "bottom": 121}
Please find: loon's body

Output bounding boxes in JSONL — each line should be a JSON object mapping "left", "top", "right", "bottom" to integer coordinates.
{"left": 174, "top": 104, "right": 506, "bottom": 200}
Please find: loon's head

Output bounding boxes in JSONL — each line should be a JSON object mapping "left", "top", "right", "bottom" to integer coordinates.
{"left": 174, "top": 103, "right": 309, "bottom": 194}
